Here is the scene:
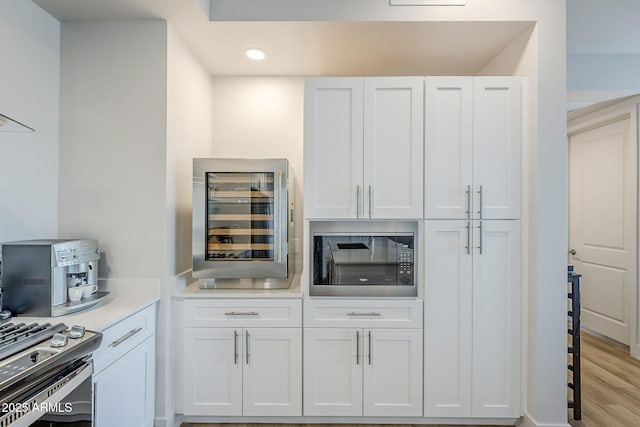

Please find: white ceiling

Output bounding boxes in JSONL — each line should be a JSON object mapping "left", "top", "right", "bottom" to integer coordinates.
{"left": 36, "top": 0, "right": 638, "bottom": 75}
{"left": 32, "top": 0, "right": 533, "bottom": 76}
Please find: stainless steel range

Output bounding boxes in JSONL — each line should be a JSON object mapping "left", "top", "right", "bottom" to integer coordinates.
{"left": 0, "top": 321, "right": 102, "bottom": 426}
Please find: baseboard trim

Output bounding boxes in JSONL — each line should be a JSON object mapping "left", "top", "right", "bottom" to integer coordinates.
{"left": 155, "top": 414, "right": 183, "bottom": 427}
{"left": 520, "top": 412, "right": 570, "bottom": 427}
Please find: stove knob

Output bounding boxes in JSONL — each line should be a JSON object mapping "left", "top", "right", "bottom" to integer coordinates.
{"left": 69, "top": 325, "right": 85, "bottom": 339}
{"left": 51, "top": 333, "right": 69, "bottom": 348}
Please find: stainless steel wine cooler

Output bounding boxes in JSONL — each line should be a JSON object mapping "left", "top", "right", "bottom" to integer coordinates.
{"left": 192, "top": 158, "right": 294, "bottom": 289}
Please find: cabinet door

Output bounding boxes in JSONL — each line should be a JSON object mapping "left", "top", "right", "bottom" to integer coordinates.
{"left": 364, "top": 77, "right": 424, "bottom": 219}
{"left": 93, "top": 336, "right": 155, "bottom": 427}
{"left": 243, "top": 328, "right": 302, "bottom": 416}
{"left": 424, "top": 220, "right": 472, "bottom": 417}
{"left": 303, "top": 328, "right": 363, "bottom": 416}
{"left": 472, "top": 220, "right": 520, "bottom": 417}
{"left": 304, "top": 78, "right": 364, "bottom": 219}
{"left": 363, "top": 328, "right": 422, "bottom": 417}
{"left": 473, "top": 77, "right": 521, "bottom": 219}
{"left": 424, "top": 77, "right": 473, "bottom": 219}
{"left": 183, "top": 328, "right": 242, "bottom": 416}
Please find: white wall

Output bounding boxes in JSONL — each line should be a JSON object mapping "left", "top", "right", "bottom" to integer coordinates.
{"left": 567, "top": 54, "right": 640, "bottom": 108}
{"left": 58, "top": 21, "right": 169, "bottom": 425}
{"left": 211, "top": 77, "right": 304, "bottom": 268}
{"left": 0, "top": 1, "right": 60, "bottom": 242}
{"left": 165, "top": 24, "right": 214, "bottom": 426}
{"left": 58, "top": 20, "right": 168, "bottom": 278}
{"left": 478, "top": 6, "right": 568, "bottom": 425}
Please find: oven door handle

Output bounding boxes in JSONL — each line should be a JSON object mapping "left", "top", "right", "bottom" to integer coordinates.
{"left": 109, "top": 327, "right": 143, "bottom": 348}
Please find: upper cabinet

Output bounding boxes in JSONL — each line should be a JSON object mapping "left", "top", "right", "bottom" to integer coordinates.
{"left": 425, "top": 77, "right": 521, "bottom": 220}
{"left": 304, "top": 77, "right": 424, "bottom": 219}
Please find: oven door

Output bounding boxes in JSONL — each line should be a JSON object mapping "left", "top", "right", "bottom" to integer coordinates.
{"left": 0, "top": 359, "right": 93, "bottom": 427}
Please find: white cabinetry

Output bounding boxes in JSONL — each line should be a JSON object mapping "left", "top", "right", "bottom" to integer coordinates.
{"left": 304, "top": 77, "right": 424, "bottom": 219}
{"left": 425, "top": 220, "right": 520, "bottom": 418}
{"left": 92, "top": 304, "right": 156, "bottom": 427}
{"left": 425, "top": 77, "right": 521, "bottom": 220}
{"left": 180, "top": 299, "right": 302, "bottom": 417}
{"left": 303, "top": 300, "right": 423, "bottom": 417}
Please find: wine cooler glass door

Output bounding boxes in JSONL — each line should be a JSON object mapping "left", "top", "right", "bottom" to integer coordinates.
{"left": 207, "top": 172, "right": 276, "bottom": 262}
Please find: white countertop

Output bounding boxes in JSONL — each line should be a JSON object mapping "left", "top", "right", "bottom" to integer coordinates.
{"left": 174, "top": 274, "right": 304, "bottom": 299}
{"left": 5, "top": 278, "right": 160, "bottom": 331}
{"left": 7, "top": 296, "right": 158, "bottom": 332}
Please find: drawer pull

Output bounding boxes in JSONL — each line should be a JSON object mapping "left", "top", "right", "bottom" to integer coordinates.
{"left": 109, "top": 327, "right": 143, "bottom": 348}
{"left": 347, "top": 312, "right": 381, "bottom": 317}
{"left": 224, "top": 311, "right": 259, "bottom": 316}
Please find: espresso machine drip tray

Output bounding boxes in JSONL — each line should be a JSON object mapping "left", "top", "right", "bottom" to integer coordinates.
{"left": 52, "top": 291, "right": 110, "bottom": 317}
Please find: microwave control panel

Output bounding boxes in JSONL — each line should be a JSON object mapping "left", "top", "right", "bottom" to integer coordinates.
{"left": 398, "top": 247, "right": 414, "bottom": 285}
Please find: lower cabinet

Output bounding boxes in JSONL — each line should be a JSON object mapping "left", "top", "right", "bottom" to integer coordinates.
{"left": 304, "top": 327, "right": 422, "bottom": 417}
{"left": 92, "top": 304, "right": 156, "bottom": 427}
{"left": 93, "top": 336, "right": 155, "bottom": 427}
{"left": 182, "top": 327, "right": 302, "bottom": 416}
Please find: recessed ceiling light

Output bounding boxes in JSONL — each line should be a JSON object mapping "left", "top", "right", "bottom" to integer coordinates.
{"left": 245, "top": 48, "right": 266, "bottom": 61}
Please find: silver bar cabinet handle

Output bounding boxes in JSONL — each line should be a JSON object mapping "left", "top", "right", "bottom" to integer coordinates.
{"left": 466, "top": 184, "right": 471, "bottom": 218}
{"left": 347, "top": 312, "right": 381, "bottom": 317}
{"left": 234, "top": 330, "right": 238, "bottom": 365}
{"left": 465, "top": 221, "right": 471, "bottom": 255}
{"left": 225, "top": 312, "right": 259, "bottom": 316}
{"left": 477, "top": 221, "right": 483, "bottom": 255}
{"left": 109, "top": 327, "right": 142, "bottom": 348}
{"left": 368, "top": 185, "right": 372, "bottom": 218}
{"left": 245, "top": 330, "right": 250, "bottom": 365}
{"left": 277, "top": 170, "right": 283, "bottom": 263}
{"left": 368, "top": 331, "right": 372, "bottom": 366}
{"left": 356, "top": 331, "right": 360, "bottom": 365}
{"left": 356, "top": 185, "right": 360, "bottom": 218}
{"left": 477, "top": 185, "right": 483, "bottom": 219}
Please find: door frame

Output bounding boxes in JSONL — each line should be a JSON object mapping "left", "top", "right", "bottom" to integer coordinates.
{"left": 568, "top": 97, "right": 639, "bottom": 358}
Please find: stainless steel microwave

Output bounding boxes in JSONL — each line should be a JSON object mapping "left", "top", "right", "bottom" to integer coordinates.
{"left": 309, "top": 221, "right": 418, "bottom": 297}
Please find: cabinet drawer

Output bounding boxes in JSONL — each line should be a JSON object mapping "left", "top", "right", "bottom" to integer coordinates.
{"left": 304, "top": 299, "right": 422, "bottom": 328}
{"left": 93, "top": 304, "right": 156, "bottom": 374}
{"left": 183, "top": 299, "right": 302, "bottom": 328}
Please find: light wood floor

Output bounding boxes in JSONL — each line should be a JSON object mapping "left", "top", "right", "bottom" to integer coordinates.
{"left": 182, "top": 331, "right": 640, "bottom": 427}
{"left": 568, "top": 331, "right": 640, "bottom": 426}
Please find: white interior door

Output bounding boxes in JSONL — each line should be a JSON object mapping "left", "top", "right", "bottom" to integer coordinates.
{"left": 569, "top": 118, "right": 635, "bottom": 345}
